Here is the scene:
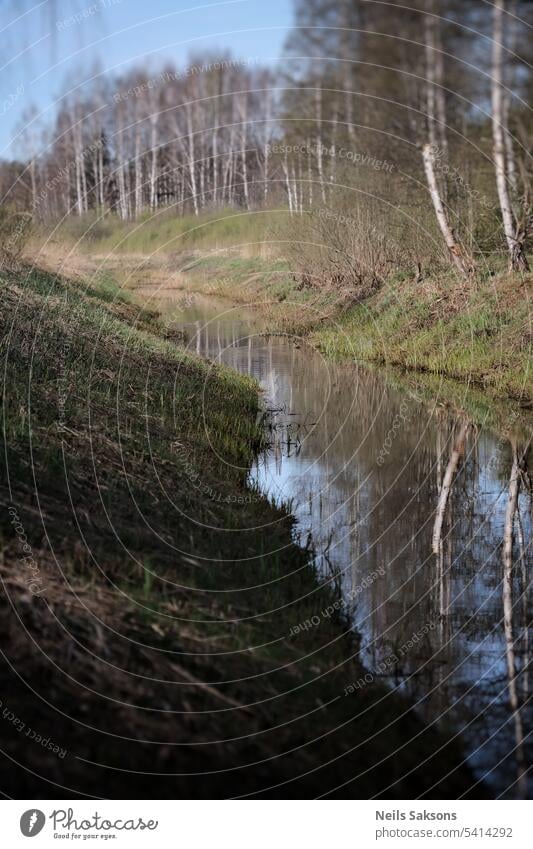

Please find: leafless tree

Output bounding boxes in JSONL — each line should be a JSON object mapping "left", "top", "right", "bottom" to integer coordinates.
{"left": 492, "top": 0, "right": 529, "bottom": 271}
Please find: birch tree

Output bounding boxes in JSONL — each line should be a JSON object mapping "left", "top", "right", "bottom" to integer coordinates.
{"left": 492, "top": 0, "right": 529, "bottom": 271}
{"left": 184, "top": 99, "right": 199, "bottom": 216}
{"left": 423, "top": 3, "right": 474, "bottom": 276}
{"left": 237, "top": 89, "right": 250, "bottom": 210}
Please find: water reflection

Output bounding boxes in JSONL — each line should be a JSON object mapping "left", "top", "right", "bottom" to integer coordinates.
{"left": 142, "top": 290, "right": 532, "bottom": 798}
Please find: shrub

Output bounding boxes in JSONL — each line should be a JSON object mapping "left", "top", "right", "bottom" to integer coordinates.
{"left": 282, "top": 201, "right": 414, "bottom": 299}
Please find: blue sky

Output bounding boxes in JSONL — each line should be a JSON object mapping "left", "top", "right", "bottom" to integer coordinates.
{"left": 1, "top": 0, "right": 293, "bottom": 159}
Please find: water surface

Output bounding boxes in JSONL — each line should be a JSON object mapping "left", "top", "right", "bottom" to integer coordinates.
{"left": 139, "top": 287, "right": 532, "bottom": 798}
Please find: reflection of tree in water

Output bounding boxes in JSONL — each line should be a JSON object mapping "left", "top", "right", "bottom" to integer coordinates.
{"left": 433, "top": 419, "right": 469, "bottom": 629}
{"left": 428, "top": 420, "right": 532, "bottom": 798}
{"left": 502, "top": 439, "right": 531, "bottom": 797}
{"left": 179, "top": 304, "right": 533, "bottom": 796}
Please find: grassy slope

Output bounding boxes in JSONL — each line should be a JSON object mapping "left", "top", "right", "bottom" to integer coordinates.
{"left": 0, "top": 264, "right": 478, "bottom": 799}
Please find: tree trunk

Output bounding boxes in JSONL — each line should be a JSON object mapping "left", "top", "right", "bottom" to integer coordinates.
{"left": 433, "top": 16, "right": 448, "bottom": 161}
{"left": 134, "top": 125, "right": 142, "bottom": 218}
{"left": 423, "top": 4, "right": 472, "bottom": 275}
{"left": 185, "top": 104, "right": 199, "bottom": 216}
{"left": 492, "top": 0, "right": 529, "bottom": 271}
{"left": 239, "top": 92, "right": 250, "bottom": 210}
{"left": 29, "top": 157, "right": 37, "bottom": 212}
{"left": 116, "top": 127, "right": 128, "bottom": 220}
{"left": 315, "top": 87, "right": 326, "bottom": 204}
{"left": 212, "top": 102, "right": 218, "bottom": 205}
{"left": 98, "top": 135, "right": 105, "bottom": 210}
{"left": 425, "top": 11, "right": 438, "bottom": 151}
{"left": 307, "top": 139, "right": 313, "bottom": 206}
{"left": 149, "top": 116, "right": 158, "bottom": 211}
{"left": 282, "top": 153, "right": 293, "bottom": 214}
{"left": 432, "top": 9, "right": 448, "bottom": 202}
{"left": 263, "top": 87, "right": 271, "bottom": 204}
{"left": 423, "top": 144, "right": 474, "bottom": 276}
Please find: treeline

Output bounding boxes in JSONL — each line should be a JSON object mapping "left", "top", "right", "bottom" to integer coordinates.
{"left": 3, "top": 54, "right": 277, "bottom": 220}
{"left": 1, "top": 0, "right": 531, "bottom": 277}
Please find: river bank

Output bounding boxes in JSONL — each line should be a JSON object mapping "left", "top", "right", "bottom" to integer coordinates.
{"left": 40, "top": 245, "right": 531, "bottom": 440}
{"left": 34, "top": 201, "right": 533, "bottom": 404}
{"left": 178, "top": 255, "right": 532, "bottom": 404}
{"left": 45, "top": 243, "right": 531, "bottom": 406}
{"left": 0, "top": 262, "right": 480, "bottom": 798}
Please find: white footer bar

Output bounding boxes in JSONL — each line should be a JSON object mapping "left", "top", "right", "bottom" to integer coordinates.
{"left": 4, "top": 800, "right": 530, "bottom": 847}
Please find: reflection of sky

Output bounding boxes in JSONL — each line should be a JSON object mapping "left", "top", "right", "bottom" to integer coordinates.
{"left": 179, "top": 303, "right": 532, "bottom": 797}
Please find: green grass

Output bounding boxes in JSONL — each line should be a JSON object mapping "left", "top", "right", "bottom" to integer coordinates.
{"left": 313, "top": 271, "right": 532, "bottom": 402}
{"left": 180, "top": 254, "right": 295, "bottom": 302}
{"left": 35, "top": 207, "right": 284, "bottom": 256}
{"left": 0, "top": 263, "right": 478, "bottom": 799}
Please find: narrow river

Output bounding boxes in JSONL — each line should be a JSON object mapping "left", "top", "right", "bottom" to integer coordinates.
{"left": 140, "top": 287, "right": 532, "bottom": 798}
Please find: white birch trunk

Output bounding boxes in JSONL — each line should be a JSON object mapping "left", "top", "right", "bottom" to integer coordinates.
{"left": 503, "top": 0, "right": 519, "bottom": 197}
{"left": 134, "top": 125, "right": 142, "bottom": 217}
{"left": 263, "top": 87, "right": 271, "bottom": 204}
{"left": 425, "top": 5, "right": 447, "bottom": 203}
{"left": 282, "top": 153, "right": 293, "bottom": 214}
{"left": 116, "top": 124, "right": 128, "bottom": 220}
{"left": 492, "top": 0, "right": 529, "bottom": 271}
{"left": 185, "top": 103, "right": 199, "bottom": 216}
{"left": 315, "top": 88, "right": 326, "bottom": 204}
{"left": 239, "top": 92, "right": 250, "bottom": 210}
{"left": 212, "top": 102, "right": 219, "bottom": 205}
{"left": 423, "top": 144, "right": 473, "bottom": 276}
{"left": 149, "top": 116, "right": 158, "bottom": 211}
